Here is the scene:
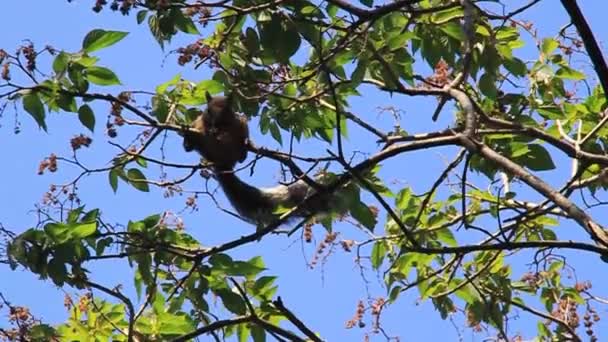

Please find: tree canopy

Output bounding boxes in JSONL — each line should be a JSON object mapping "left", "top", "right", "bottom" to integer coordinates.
{"left": 1, "top": 0, "right": 608, "bottom": 341}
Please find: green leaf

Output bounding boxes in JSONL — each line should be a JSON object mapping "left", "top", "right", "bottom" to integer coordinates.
{"left": 223, "top": 261, "right": 266, "bottom": 278}
{"left": 219, "top": 52, "right": 234, "bottom": 69}
{"left": 195, "top": 80, "right": 224, "bottom": 97}
{"left": 556, "top": 66, "right": 585, "bottom": 80}
{"left": 156, "top": 73, "right": 181, "bottom": 94}
{"left": 516, "top": 144, "right": 556, "bottom": 171}
{"left": 23, "top": 93, "right": 47, "bottom": 131}
{"left": 29, "top": 324, "right": 57, "bottom": 340}
{"left": 174, "top": 11, "right": 200, "bottom": 34}
{"left": 68, "top": 63, "right": 90, "bottom": 93}
{"left": 143, "top": 214, "right": 161, "bottom": 229}
{"left": 82, "top": 29, "right": 129, "bottom": 53}
{"left": 136, "top": 10, "right": 148, "bottom": 24}
{"left": 136, "top": 157, "right": 147, "bottom": 168}
{"left": 269, "top": 122, "right": 282, "bottom": 144}
{"left": 217, "top": 289, "right": 247, "bottom": 315}
{"left": 548, "top": 260, "right": 564, "bottom": 273}
{"left": 527, "top": 144, "right": 556, "bottom": 171}
{"left": 503, "top": 57, "right": 527, "bottom": 77}
{"left": 455, "top": 282, "right": 481, "bottom": 304}
{"left": 75, "top": 55, "right": 99, "bottom": 67}
{"left": 326, "top": 3, "right": 338, "bottom": 17}
{"left": 495, "top": 27, "right": 520, "bottom": 42}
{"left": 432, "top": 6, "right": 464, "bottom": 23}
{"left": 244, "top": 27, "right": 260, "bottom": 54}
{"left": 479, "top": 73, "right": 497, "bottom": 99}
{"left": 537, "top": 320, "right": 551, "bottom": 337}
{"left": 109, "top": 169, "right": 119, "bottom": 193}
{"left": 392, "top": 253, "right": 417, "bottom": 276}
{"left": 127, "top": 169, "right": 150, "bottom": 192}
{"left": 541, "top": 38, "right": 558, "bottom": 56}
{"left": 251, "top": 276, "right": 277, "bottom": 298}
{"left": 52, "top": 52, "right": 69, "bottom": 74}
{"left": 251, "top": 325, "right": 266, "bottom": 342}
{"left": 151, "top": 97, "right": 168, "bottom": 123}
{"left": 541, "top": 228, "right": 557, "bottom": 240}
{"left": 48, "top": 258, "right": 67, "bottom": 286}
{"left": 81, "top": 208, "right": 100, "bottom": 223}
{"left": 370, "top": 240, "right": 387, "bottom": 270}
{"left": 495, "top": 44, "right": 513, "bottom": 60}
{"left": 536, "top": 106, "right": 563, "bottom": 119}
{"left": 44, "top": 223, "right": 71, "bottom": 244}
{"left": 78, "top": 105, "right": 95, "bottom": 132}
{"left": 387, "top": 32, "right": 415, "bottom": 50}
{"left": 439, "top": 22, "right": 465, "bottom": 41}
{"left": 71, "top": 222, "right": 98, "bottom": 239}
{"left": 435, "top": 228, "right": 457, "bottom": 246}
{"left": 158, "top": 312, "right": 195, "bottom": 334}
{"left": 237, "top": 324, "right": 250, "bottom": 342}
{"left": 351, "top": 59, "right": 368, "bottom": 87}
{"left": 260, "top": 15, "right": 301, "bottom": 62}
{"left": 387, "top": 285, "right": 402, "bottom": 303}
{"left": 349, "top": 201, "right": 377, "bottom": 231}
{"left": 56, "top": 93, "right": 78, "bottom": 113}
{"left": 86, "top": 66, "right": 121, "bottom": 86}
{"left": 511, "top": 143, "right": 530, "bottom": 158}
{"left": 67, "top": 206, "right": 84, "bottom": 224}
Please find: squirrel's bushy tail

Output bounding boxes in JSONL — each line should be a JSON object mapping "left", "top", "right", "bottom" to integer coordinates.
{"left": 215, "top": 170, "right": 318, "bottom": 226}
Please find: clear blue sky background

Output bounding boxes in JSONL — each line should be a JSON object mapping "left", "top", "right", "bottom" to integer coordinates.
{"left": 1, "top": 1, "right": 608, "bottom": 341}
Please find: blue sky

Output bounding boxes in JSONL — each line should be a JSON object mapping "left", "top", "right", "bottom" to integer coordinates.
{"left": 1, "top": 1, "right": 608, "bottom": 341}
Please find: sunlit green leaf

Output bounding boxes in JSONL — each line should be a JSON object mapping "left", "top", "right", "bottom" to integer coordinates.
{"left": 82, "top": 29, "right": 129, "bottom": 53}
{"left": 541, "top": 38, "right": 558, "bottom": 56}
{"left": 86, "top": 66, "right": 121, "bottom": 85}
{"left": 71, "top": 222, "right": 98, "bottom": 239}
{"left": 556, "top": 66, "right": 585, "bottom": 80}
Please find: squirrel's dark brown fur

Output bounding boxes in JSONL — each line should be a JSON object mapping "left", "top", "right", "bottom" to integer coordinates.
{"left": 182, "top": 92, "right": 249, "bottom": 171}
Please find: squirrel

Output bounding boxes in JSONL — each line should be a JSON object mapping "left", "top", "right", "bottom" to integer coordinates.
{"left": 182, "top": 93, "right": 345, "bottom": 226}
{"left": 182, "top": 92, "right": 249, "bottom": 171}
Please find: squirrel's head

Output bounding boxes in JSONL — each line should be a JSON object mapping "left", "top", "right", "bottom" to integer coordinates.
{"left": 204, "top": 91, "right": 233, "bottom": 126}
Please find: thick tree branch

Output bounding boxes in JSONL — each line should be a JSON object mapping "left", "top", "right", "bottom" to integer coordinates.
{"left": 560, "top": 0, "right": 608, "bottom": 98}
{"left": 401, "top": 240, "right": 608, "bottom": 256}
{"left": 468, "top": 137, "right": 608, "bottom": 246}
